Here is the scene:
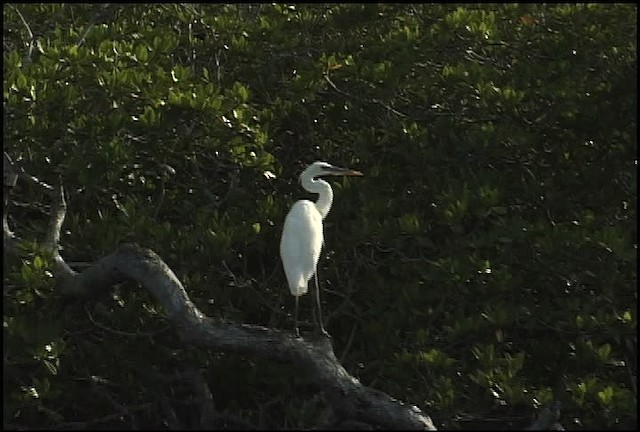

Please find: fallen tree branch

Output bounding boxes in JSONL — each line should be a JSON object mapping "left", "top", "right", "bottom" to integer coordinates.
{"left": 54, "top": 243, "right": 434, "bottom": 429}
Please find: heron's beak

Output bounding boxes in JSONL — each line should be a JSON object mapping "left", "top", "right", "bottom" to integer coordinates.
{"left": 326, "top": 166, "right": 363, "bottom": 176}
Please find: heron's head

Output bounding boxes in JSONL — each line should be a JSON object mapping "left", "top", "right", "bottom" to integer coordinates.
{"left": 301, "top": 161, "right": 363, "bottom": 181}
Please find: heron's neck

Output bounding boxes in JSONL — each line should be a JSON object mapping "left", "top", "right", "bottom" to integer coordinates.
{"left": 302, "top": 176, "right": 333, "bottom": 219}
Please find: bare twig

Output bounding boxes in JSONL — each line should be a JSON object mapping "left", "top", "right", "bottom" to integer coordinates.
{"left": 3, "top": 199, "right": 18, "bottom": 255}
{"left": 190, "top": 154, "right": 226, "bottom": 208}
{"left": 339, "top": 321, "right": 358, "bottom": 362}
{"left": 4, "top": 153, "right": 27, "bottom": 254}
{"left": 3, "top": 152, "right": 75, "bottom": 278}
{"left": 152, "top": 164, "right": 175, "bottom": 220}
{"left": 3, "top": 153, "right": 19, "bottom": 188}
{"left": 46, "top": 184, "right": 76, "bottom": 280}
{"left": 8, "top": 4, "right": 35, "bottom": 64}
{"left": 153, "top": 181, "right": 166, "bottom": 220}
{"left": 4, "top": 151, "right": 54, "bottom": 192}
{"left": 45, "top": 184, "right": 66, "bottom": 250}
{"left": 84, "top": 305, "right": 171, "bottom": 337}
{"left": 77, "top": 4, "right": 112, "bottom": 47}
{"left": 324, "top": 73, "right": 408, "bottom": 119}
{"left": 324, "top": 274, "right": 362, "bottom": 326}
{"left": 66, "top": 261, "right": 95, "bottom": 268}
{"left": 623, "top": 351, "right": 637, "bottom": 398}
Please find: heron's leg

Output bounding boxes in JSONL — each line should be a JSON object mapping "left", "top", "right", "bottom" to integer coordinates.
{"left": 314, "top": 271, "right": 329, "bottom": 336}
{"left": 294, "top": 295, "right": 300, "bottom": 337}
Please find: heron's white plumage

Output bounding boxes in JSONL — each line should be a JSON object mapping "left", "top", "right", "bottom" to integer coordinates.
{"left": 279, "top": 161, "right": 362, "bottom": 335}
{"left": 280, "top": 200, "right": 323, "bottom": 296}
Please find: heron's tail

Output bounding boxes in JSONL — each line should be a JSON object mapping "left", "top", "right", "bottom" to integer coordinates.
{"left": 289, "top": 283, "right": 308, "bottom": 297}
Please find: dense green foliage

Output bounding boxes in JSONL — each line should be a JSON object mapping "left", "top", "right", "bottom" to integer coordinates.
{"left": 3, "top": 4, "right": 636, "bottom": 429}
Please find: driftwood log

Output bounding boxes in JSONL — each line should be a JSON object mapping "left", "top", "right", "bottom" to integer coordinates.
{"left": 4, "top": 151, "right": 564, "bottom": 430}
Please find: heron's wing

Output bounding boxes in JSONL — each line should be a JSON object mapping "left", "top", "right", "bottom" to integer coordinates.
{"left": 280, "top": 200, "right": 324, "bottom": 296}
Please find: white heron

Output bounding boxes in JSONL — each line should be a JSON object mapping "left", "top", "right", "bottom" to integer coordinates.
{"left": 280, "top": 161, "right": 363, "bottom": 337}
